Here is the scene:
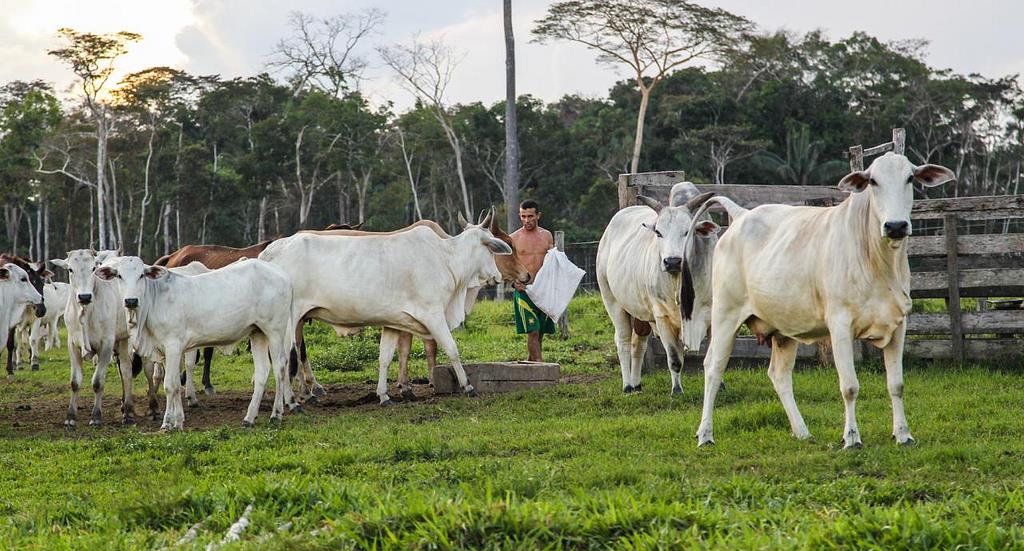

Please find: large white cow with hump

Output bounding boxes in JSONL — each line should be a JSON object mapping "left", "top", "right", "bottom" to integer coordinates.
{"left": 96, "top": 256, "right": 299, "bottom": 430}
{"left": 696, "top": 152, "right": 956, "bottom": 448}
{"left": 51, "top": 249, "right": 156, "bottom": 427}
{"left": 258, "top": 211, "right": 513, "bottom": 404}
{"left": 597, "top": 183, "right": 719, "bottom": 395}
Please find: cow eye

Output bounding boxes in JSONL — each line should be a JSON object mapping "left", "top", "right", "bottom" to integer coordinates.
{"left": 653, "top": 228, "right": 663, "bottom": 238}
{"left": 869, "top": 178, "right": 878, "bottom": 186}
{"left": 20, "top": 277, "right": 26, "bottom": 283}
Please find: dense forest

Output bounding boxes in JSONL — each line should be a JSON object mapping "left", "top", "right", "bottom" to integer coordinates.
{"left": 1, "top": 6, "right": 1021, "bottom": 263}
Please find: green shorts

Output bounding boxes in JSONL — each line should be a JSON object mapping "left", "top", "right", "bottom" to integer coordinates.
{"left": 513, "top": 290, "right": 557, "bottom": 335}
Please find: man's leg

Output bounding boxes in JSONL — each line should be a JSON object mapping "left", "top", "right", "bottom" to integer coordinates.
{"left": 527, "top": 331, "right": 542, "bottom": 362}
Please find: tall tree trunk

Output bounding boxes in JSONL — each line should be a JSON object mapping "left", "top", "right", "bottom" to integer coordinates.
{"left": 136, "top": 126, "right": 153, "bottom": 256}
{"left": 108, "top": 160, "right": 124, "bottom": 250}
{"left": 34, "top": 204, "right": 42, "bottom": 260}
{"left": 161, "top": 202, "right": 171, "bottom": 256}
{"left": 43, "top": 201, "right": 49, "bottom": 263}
{"left": 89, "top": 194, "right": 95, "bottom": 247}
{"left": 503, "top": 0, "right": 521, "bottom": 231}
{"left": 436, "top": 114, "right": 472, "bottom": 220}
{"left": 397, "top": 128, "right": 422, "bottom": 220}
{"left": 175, "top": 206, "right": 181, "bottom": 250}
{"left": 95, "top": 115, "right": 108, "bottom": 250}
{"left": 257, "top": 196, "right": 268, "bottom": 242}
{"left": 630, "top": 86, "right": 651, "bottom": 174}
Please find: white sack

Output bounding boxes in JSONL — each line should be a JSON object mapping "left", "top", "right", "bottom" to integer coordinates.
{"left": 525, "top": 248, "right": 585, "bottom": 320}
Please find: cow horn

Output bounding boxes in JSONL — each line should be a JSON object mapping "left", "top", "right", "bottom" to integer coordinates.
{"left": 636, "top": 195, "right": 663, "bottom": 213}
{"left": 685, "top": 192, "right": 716, "bottom": 212}
{"left": 457, "top": 211, "right": 471, "bottom": 228}
{"left": 480, "top": 207, "right": 494, "bottom": 229}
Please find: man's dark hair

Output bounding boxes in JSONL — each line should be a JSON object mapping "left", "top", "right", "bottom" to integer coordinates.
{"left": 520, "top": 199, "right": 540, "bottom": 212}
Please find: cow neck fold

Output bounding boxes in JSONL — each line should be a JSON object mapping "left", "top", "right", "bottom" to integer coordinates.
{"left": 835, "top": 191, "right": 911, "bottom": 302}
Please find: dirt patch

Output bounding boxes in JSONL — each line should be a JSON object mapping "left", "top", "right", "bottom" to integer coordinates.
{"left": 559, "top": 372, "right": 612, "bottom": 385}
{"left": 0, "top": 382, "right": 439, "bottom": 437}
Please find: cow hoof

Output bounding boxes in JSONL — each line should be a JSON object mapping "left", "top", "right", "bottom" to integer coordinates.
{"left": 671, "top": 386, "right": 682, "bottom": 396}
{"left": 269, "top": 416, "right": 282, "bottom": 425}
{"left": 634, "top": 383, "right": 642, "bottom": 392}
{"left": 897, "top": 437, "right": 916, "bottom": 447}
{"left": 30, "top": 364, "right": 39, "bottom": 372}
{"left": 841, "top": 441, "right": 863, "bottom": 450}
{"left": 63, "top": 419, "right": 75, "bottom": 430}
{"left": 122, "top": 416, "right": 135, "bottom": 426}
{"left": 89, "top": 419, "right": 102, "bottom": 427}
{"left": 312, "top": 385, "right": 327, "bottom": 398}
{"left": 464, "top": 388, "right": 478, "bottom": 398}
{"left": 622, "top": 385, "right": 634, "bottom": 394}
{"left": 400, "top": 389, "right": 417, "bottom": 401}
{"left": 188, "top": 400, "right": 200, "bottom": 409}
{"left": 204, "top": 386, "right": 216, "bottom": 396}
{"left": 289, "top": 403, "right": 304, "bottom": 414}
{"left": 697, "top": 439, "right": 715, "bottom": 448}
{"left": 241, "top": 420, "right": 254, "bottom": 429}
{"left": 379, "top": 399, "right": 395, "bottom": 407}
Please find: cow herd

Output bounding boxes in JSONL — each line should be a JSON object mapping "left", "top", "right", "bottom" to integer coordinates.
{"left": 0, "top": 152, "right": 957, "bottom": 448}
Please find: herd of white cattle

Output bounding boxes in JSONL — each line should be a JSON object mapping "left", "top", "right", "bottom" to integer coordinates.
{"left": 0, "top": 153, "right": 957, "bottom": 448}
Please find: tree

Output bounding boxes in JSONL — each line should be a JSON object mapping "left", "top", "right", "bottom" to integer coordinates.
{"left": 753, "top": 123, "right": 847, "bottom": 186}
{"left": 379, "top": 37, "right": 474, "bottom": 220}
{"left": 532, "top": 0, "right": 751, "bottom": 174}
{"left": 268, "top": 10, "right": 384, "bottom": 96}
{"left": 45, "top": 28, "right": 141, "bottom": 250}
{"left": 503, "top": 0, "right": 521, "bottom": 231}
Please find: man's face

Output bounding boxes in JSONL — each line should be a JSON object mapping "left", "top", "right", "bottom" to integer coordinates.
{"left": 519, "top": 207, "right": 539, "bottom": 231}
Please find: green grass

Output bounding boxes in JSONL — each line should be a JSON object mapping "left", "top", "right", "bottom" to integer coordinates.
{"left": 0, "top": 293, "right": 1023, "bottom": 549}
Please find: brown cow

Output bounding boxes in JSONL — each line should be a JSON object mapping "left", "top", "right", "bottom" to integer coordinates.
{"left": 291, "top": 213, "right": 531, "bottom": 401}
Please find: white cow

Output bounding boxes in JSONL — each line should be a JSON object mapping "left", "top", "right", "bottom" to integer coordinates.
{"left": 696, "top": 153, "right": 955, "bottom": 448}
{"left": 259, "top": 211, "right": 513, "bottom": 404}
{"left": 0, "top": 264, "right": 44, "bottom": 369}
{"left": 15, "top": 282, "right": 70, "bottom": 370}
{"left": 597, "top": 183, "right": 719, "bottom": 394}
{"left": 96, "top": 256, "right": 299, "bottom": 430}
{"left": 52, "top": 250, "right": 158, "bottom": 427}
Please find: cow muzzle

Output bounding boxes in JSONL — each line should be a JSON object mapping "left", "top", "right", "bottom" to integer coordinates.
{"left": 77, "top": 293, "right": 92, "bottom": 305}
{"left": 34, "top": 303, "right": 45, "bottom": 318}
{"left": 663, "top": 256, "right": 683, "bottom": 274}
{"left": 883, "top": 220, "right": 910, "bottom": 240}
{"left": 124, "top": 298, "right": 139, "bottom": 309}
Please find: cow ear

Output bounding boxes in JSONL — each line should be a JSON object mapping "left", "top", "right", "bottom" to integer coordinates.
{"left": 914, "top": 164, "right": 956, "bottom": 188}
{"left": 636, "top": 195, "right": 663, "bottom": 213}
{"left": 50, "top": 258, "right": 69, "bottom": 270}
{"left": 29, "top": 261, "right": 42, "bottom": 272}
{"left": 144, "top": 266, "right": 169, "bottom": 279}
{"left": 694, "top": 220, "right": 719, "bottom": 237}
{"left": 41, "top": 269, "right": 55, "bottom": 279}
{"left": 0, "top": 267, "right": 9, "bottom": 281}
{"left": 95, "top": 267, "right": 117, "bottom": 281}
{"left": 484, "top": 237, "right": 512, "bottom": 256}
{"left": 838, "top": 170, "right": 871, "bottom": 193}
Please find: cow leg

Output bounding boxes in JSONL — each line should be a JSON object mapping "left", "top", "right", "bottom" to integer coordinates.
{"left": 161, "top": 346, "right": 185, "bottom": 431}
{"left": 89, "top": 346, "right": 114, "bottom": 426}
{"left": 376, "top": 328, "right": 400, "bottom": 405}
{"left": 628, "top": 328, "right": 649, "bottom": 392}
{"left": 28, "top": 319, "right": 41, "bottom": 371}
{"left": 184, "top": 350, "right": 200, "bottom": 408}
{"left": 65, "top": 339, "right": 85, "bottom": 429}
{"left": 244, "top": 333, "right": 272, "bottom": 427}
{"left": 696, "top": 306, "right": 744, "bottom": 447}
{"left": 6, "top": 328, "right": 15, "bottom": 379}
{"left": 421, "top": 317, "right": 475, "bottom": 396}
{"left": 602, "top": 300, "right": 635, "bottom": 393}
{"left": 396, "top": 332, "right": 416, "bottom": 400}
{"left": 827, "top": 319, "right": 862, "bottom": 449}
{"left": 47, "top": 318, "right": 60, "bottom": 350}
{"left": 293, "top": 320, "right": 325, "bottom": 402}
{"left": 654, "top": 319, "right": 684, "bottom": 395}
{"left": 201, "top": 347, "right": 215, "bottom": 395}
{"left": 767, "top": 336, "right": 810, "bottom": 440}
{"left": 115, "top": 341, "right": 136, "bottom": 425}
{"left": 883, "top": 319, "right": 914, "bottom": 445}
{"left": 424, "top": 338, "right": 438, "bottom": 385}
{"left": 299, "top": 336, "right": 325, "bottom": 398}
{"left": 144, "top": 357, "right": 160, "bottom": 421}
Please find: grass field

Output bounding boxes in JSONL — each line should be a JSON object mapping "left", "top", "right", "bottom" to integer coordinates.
{"left": 0, "top": 293, "right": 1022, "bottom": 549}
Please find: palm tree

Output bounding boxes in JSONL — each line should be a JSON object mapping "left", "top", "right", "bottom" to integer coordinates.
{"left": 754, "top": 123, "right": 847, "bottom": 185}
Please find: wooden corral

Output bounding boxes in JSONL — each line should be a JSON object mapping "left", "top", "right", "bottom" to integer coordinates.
{"left": 618, "top": 170, "right": 1024, "bottom": 367}
{"left": 431, "top": 361, "right": 561, "bottom": 394}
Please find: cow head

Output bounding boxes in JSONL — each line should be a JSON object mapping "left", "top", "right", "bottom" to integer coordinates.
{"left": 0, "top": 263, "right": 44, "bottom": 316}
{"left": 50, "top": 249, "right": 115, "bottom": 308}
{"left": 637, "top": 191, "right": 719, "bottom": 275}
{"left": 457, "top": 208, "right": 513, "bottom": 286}
{"left": 0, "top": 255, "right": 52, "bottom": 317}
{"left": 95, "top": 256, "right": 167, "bottom": 316}
{"left": 484, "top": 209, "right": 531, "bottom": 285}
{"left": 838, "top": 153, "right": 955, "bottom": 244}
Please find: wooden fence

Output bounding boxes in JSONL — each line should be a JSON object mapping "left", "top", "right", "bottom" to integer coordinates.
{"left": 617, "top": 171, "right": 1024, "bottom": 365}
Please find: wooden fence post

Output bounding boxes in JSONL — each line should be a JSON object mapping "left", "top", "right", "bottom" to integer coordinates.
{"left": 554, "top": 230, "right": 570, "bottom": 339}
{"left": 944, "top": 214, "right": 964, "bottom": 362}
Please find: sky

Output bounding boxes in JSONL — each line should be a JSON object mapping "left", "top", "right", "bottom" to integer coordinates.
{"left": 1, "top": 0, "right": 1022, "bottom": 111}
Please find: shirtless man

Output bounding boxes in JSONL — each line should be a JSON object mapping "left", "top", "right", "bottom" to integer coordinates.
{"left": 510, "top": 199, "right": 555, "bottom": 361}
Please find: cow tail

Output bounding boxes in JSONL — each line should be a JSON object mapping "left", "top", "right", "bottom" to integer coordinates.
{"left": 289, "top": 347, "right": 299, "bottom": 379}
{"left": 131, "top": 353, "right": 143, "bottom": 378}
{"left": 681, "top": 258, "right": 695, "bottom": 321}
